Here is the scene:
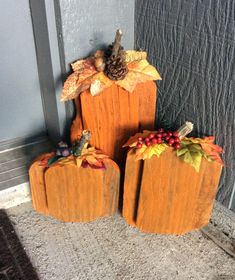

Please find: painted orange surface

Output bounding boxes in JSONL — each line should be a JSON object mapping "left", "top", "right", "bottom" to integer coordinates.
{"left": 29, "top": 153, "right": 55, "bottom": 215}
{"left": 123, "top": 148, "right": 222, "bottom": 234}
{"left": 70, "top": 81, "right": 157, "bottom": 165}
{"left": 29, "top": 156, "right": 120, "bottom": 222}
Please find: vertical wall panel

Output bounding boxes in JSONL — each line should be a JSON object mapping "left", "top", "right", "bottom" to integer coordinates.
{"left": 135, "top": 0, "right": 235, "bottom": 210}
{"left": 0, "top": 0, "right": 46, "bottom": 142}
{"left": 57, "top": 0, "right": 135, "bottom": 134}
{"left": 59, "top": 0, "right": 135, "bottom": 70}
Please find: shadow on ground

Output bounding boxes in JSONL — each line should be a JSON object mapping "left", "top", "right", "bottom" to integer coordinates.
{"left": 0, "top": 209, "right": 39, "bottom": 280}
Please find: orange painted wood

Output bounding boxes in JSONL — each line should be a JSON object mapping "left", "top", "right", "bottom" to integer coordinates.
{"left": 123, "top": 148, "right": 222, "bottom": 234}
{"left": 122, "top": 150, "right": 143, "bottom": 226}
{"left": 71, "top": 81, "right": 157, "bottom": 164}
{"left": 30, "top": 158, "right": 120, "bottom": 222}
{"left": 29, "top": 153, "right": 54, "bottom": 215}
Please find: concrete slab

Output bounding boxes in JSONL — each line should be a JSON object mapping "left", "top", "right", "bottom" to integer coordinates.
{"left": 5, "top": 203, "right": 235, "bottom": 280}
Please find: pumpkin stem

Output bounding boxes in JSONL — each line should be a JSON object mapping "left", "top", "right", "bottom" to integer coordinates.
{"left": 177, "top": 122, "right": 194, "bottom": 139}
{"left": 74, "top": 130, "right": 91, "bottom": 156}
{"left": 112, "top": 29, "right": 123, "bottom": 58}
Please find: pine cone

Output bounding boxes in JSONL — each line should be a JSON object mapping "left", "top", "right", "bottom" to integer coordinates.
{"left": 105, "top": 55, "right": 128, "bottom": 81}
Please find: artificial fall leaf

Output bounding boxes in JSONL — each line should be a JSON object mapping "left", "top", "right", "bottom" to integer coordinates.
{"left": 55, "top": 155, "right": 76, "bottom": 166}
{"left": 123, "top": 130, "right": 157, "bottom": 148}
{"left": 76, "top": 145, "right": 109, "bottom": 168}
{"left": 182, "top": 137, "right": 224, "bottom": 165}
{"left": 61, "top": 59, "right": 98, "bottom": 101}
{"left": 183, "top": 151, "right": 202, "bottom": 172}
{"left": 135, "top": 143, "right": 168, "bottom": 161}
{"left": 90, "top": 72, "right": 113, "bottom": 96}
{"left": 61, "top": 50, "right": 162, "bottom": 101}
{"left": 61, "top": 73, "right": 79, "bottom": 101}
{"left": 125, "top": 50, "right": 147, "bottom": 63}
{"left": 39, "top": 152, "right": 56, "bottom": 167}
{"left": 116, "top": 59, "right": 162, "bottom": 92}
{"left": 71, "top": 58, "right": 96, "bottom": 73}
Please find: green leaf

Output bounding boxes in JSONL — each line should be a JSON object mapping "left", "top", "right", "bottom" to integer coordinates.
{"left": 176, "top": 147, "right": 188, "bottom": 156}
{"left": 48, "top": 156, "right": 62, "bottom": 166}
{"left": 180, "top": 139, "right": 193, "bottom": 146}
{"left": 189, "top": 144, "right": 202, "bottom": 151}
{"left": 183, "top": 151, "right": 202, "bottom": 172}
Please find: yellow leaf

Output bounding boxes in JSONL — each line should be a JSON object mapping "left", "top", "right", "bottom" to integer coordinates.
{"left": 134, "top": 143, "right": 167, "bottom": 161}
{"left": 85, "top": 155, "right": 100, "bottom": 165}
{"left": 125, "top": 50, "right": 147, "bottom": 63}
{"left": 76, "top": 157, "right": 83, "bottom": 168}
{"left": 152, "top": 144, "right": 168, "bottom": 157}
{"left": 128, "top": 59, "right": 162, "bottom": 80}
{"left": 135, "top": 145, "right": 147, "bottom": 160}
{"left": 56, "top": 156, "right": 75, "bottom": 166}
{"left": 116, "top": 59, "right": 161, "bottom": 92}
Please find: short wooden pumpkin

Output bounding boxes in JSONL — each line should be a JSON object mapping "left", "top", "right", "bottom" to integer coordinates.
{"left": 29, "top": 155, "right": 120, "bottom": 222}
{"left": 123, "top": 148, "right": 222, "bottom": 235}
{"left": 71, "top": 81, "right": 157, "bottom": 164}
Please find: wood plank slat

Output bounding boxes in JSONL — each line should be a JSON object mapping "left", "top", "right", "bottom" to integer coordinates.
{"left": 70, "top": 81, "right": 157, "bottom": 165}
{"left": 29, "top": 155, "right": 120, "bottom": 222}
{"left": 123, "top": 148, "right": 222, "bottom": 234}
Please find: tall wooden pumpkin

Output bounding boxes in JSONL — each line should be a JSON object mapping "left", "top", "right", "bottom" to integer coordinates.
{"left": 29, "top": 154, "right": 120, "bottom": 222}
{"left": 71, "top": 81, "right": 157, "bottom": 163}
{"left": 123, "top": 130, "right": 223, "bottom": 235}
{"left": 61, "top": 30, "right": 161, "bottom": 165}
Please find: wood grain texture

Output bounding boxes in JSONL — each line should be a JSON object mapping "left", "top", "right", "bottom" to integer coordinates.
{"left": 122, "top": 150, "right": 143, "bottom": 226}
{"left": 29, "top": 153, "right": 54, "bottom": 215}
{"left": 44, "top": 159, "right": 120, "bottom": 222}
{"left": 71, "top": 81, "right": 157, "bottom": 164}
{"left": 123, "top": 148, "right": 222, "bottom": 234}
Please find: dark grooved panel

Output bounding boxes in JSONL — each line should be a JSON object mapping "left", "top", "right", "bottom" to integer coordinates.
{"left": 135, "top": 0, "right": 235, "bottom": 210}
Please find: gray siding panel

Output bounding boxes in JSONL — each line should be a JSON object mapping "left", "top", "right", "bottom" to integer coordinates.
{"left": 59, "top": 0, "right": 135, "bottom": 70}
{"left": 0, "top": 0, "right": 46, "bottom": 142}
{"left": 135, "top": 0, "right": 235, "bottom": 210}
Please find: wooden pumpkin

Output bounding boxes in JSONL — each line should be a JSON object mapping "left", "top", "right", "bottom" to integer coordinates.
{"left": 123, "top": 148, "right": 222, "bottom": 234}
{"left": 71, "top": 81, "right": 157, "bottom": 164}
{"left": 29, "top": 155, "right": 120, "bottom": 222}
{"left": 29, "top": 152, "right": 55, "bottom": 215}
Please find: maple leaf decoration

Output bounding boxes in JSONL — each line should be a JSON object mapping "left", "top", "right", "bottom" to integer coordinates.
{"left": 124, "top": 131, "right": 224, "bottom": 172}
{"left": 177, "top": 137, "right": 224, "bottom": 172}
{"left": 123, "top": 131, "right": 167, "bottom": 161}
{"left": 60, "top": 49, "right": 161, "bottom": 101}
{"left": 55, "top": 143, "right": 109, "bottom": 169}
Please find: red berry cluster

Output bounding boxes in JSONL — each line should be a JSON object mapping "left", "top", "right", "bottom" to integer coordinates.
{"left": 136, "top": 128, "right": 181, "bottom": 149}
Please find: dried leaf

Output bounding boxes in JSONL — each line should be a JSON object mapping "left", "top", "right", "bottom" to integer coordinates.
{"left": 71, "top": 58, "right": 96, "bottom": 73}
{"left": 116, "top": 59, "right": 162, "bottom": 92}
{"left": 61, "top": 73, "right": 79, "bottom": 101}
{"left": 61, "top": 58, "right": 98, "bottom": 101}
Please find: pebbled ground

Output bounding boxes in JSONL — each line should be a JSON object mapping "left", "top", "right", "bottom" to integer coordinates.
{"left": 3, "top": 202, "right": 235, "bottom": 280}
